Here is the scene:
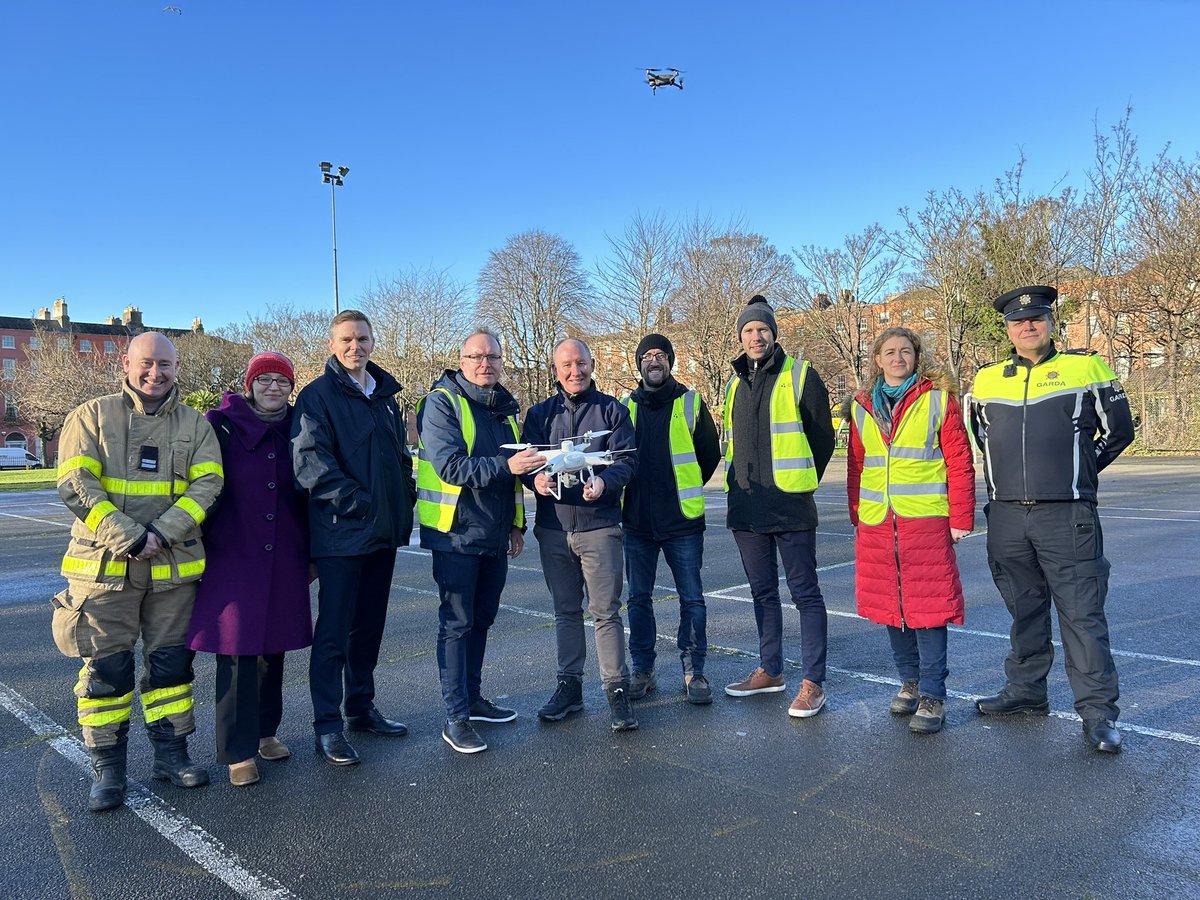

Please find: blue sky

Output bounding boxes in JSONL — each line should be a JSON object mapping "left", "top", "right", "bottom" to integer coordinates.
{"left": 2, "top": 1, "right": 1197, "bottom": 331}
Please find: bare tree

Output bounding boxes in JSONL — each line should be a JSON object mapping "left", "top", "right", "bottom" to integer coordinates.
{"left": 672, "top": 218, "right": 798, "bottom": 415}
{"left": 9, "top": 326, "right": 123, "bottom": 462}
{"left": 357, "top": 267, "right": 472, "bottom": 412}
{"left": 793, "top": 224, "right": 902, "bottom": 390}
{"left": 173, "top": 331, "right": 253, "bottom": 396}
{"left": 892, "top": 187, "right": 991, "bottom": 386}
{"left": 475, "top": 230, "right": 591, "bottom": 408}
{"left": 591, "top": 212, "right": 681, "bottom": 383}
{"left": 217, "top": 303, "right": 332, "bottom": 388}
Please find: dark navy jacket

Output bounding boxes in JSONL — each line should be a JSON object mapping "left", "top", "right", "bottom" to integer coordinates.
{"left": 520, "top": 381, "right": 636, "bottom": 533}
{"left": 291, "top": 357, "right": 415, "bottom": 558}
{"left": 417, "top": 371, "right": 523, "bottom": 557}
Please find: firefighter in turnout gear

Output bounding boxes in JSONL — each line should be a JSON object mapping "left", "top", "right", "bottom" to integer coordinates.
{"left": 52, "top": 332, "right": 224, "bottom": 811}
{"left": 969, "top": 286, "right": 1134, "bottom": 753}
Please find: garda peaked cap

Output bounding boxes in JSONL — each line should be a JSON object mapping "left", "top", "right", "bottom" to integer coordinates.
{"left": 993, "top": 285, "right": 1057, "bottom": 321}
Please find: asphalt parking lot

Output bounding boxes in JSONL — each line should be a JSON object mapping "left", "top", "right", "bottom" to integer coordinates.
{"left": 1, "top": 456, "right": 1198, "bottom": 899}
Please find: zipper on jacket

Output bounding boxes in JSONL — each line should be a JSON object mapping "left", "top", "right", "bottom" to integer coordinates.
{"left": 1020, "top": 365, "right": 1031, "bottom": 501}
{"left": 886, "top": 418, "right": 906, "bottom": 631}
{"left": 570, "top": 402, "right": 578, "bottom": 533}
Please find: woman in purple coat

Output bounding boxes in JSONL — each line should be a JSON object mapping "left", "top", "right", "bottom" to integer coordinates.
{"left": 188, "top": 352, "right": 313, "bottom": 786}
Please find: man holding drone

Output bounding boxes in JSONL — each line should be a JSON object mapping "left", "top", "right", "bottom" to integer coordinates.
{"left": 520, "top": 338, "right": 639, "bottom": 732}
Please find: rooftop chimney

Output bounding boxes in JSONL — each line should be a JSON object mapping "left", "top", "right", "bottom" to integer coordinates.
{"left": 191, "top": 317, "right": 204, "bottom": 334}
{"left": 37, "top": 307, "right": 50, "bottom": 320}
{"left": 52, "top": 298, "right": 69, "bottom": 327}
{"left": 122, "top": 306, "right": 143, "bottom": 329}
{"left": 105, "top": 316, "right": 120, "bottom": 326}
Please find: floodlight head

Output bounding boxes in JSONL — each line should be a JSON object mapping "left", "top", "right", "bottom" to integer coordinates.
{"left": 319, "top": 161, "right": 332, "bottom": 173}
{"left": 338, "top": 166, "right": 349, "bottom": 178}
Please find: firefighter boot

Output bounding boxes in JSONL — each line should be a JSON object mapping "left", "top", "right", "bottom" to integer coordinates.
{"left": 88, "top": 743, "right": 128, "bottom": 813}
{"left": 149, "top": 733, "right": 210, "bottom": 788}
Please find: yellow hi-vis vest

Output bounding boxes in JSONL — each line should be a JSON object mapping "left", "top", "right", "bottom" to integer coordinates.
{"left": 415, "top": 388, "right": 525, "bottom": 534}
{"left": 852, "top": 389, "right": 949, "bottom": 525}
{"left": 621, "top": 390, "right": 705, "bottom": 519}
{"left": 723, "top": 355, "right": 817, "bottom": 493}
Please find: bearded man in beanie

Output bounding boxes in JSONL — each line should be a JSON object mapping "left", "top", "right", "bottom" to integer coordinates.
{"left": 722, "top": 295, "right": 836, "bottom": 718}
{"left": 621, "top": 334, "right": 722, "bottom": 705}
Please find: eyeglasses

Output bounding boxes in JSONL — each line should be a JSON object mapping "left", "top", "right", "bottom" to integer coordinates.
{"left": 253, "top": 375, "right": 293, "bottom": 388}
{"left": 462, "top": 353, "right": 503, "bottom": 364}
{"left": 640, "top": 351, "right": 670, "bottom": 363}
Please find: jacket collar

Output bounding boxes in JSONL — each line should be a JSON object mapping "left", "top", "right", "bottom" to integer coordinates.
{"left": 731, "top": 344, "right": 786, "bottom": 381}
{"left": 631, "top": 374, "right": 683, "bottom": 409}
{"left": 1010, "top": 341, "right": 1058, "bottom": 370}
{"left": 434, "top": 371, "right": 521, "bottom": 418}
{"left": 556, "top": 379, "right": 598, "bottom": 408}
{"left": 325, "top": 356, "right": 402, "bottom": 400}
{"left": 216, "top": 392, "right": 292, "bottom": 450}
{"left": 122, "top": 381, "right": 180, "bottom": 415}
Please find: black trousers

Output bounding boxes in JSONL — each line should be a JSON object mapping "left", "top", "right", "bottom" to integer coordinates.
{"left": 984, "top": 500, "right": 1119, "bottom": 721}
{"left": 214, "top": 653, "right": 285, "bottom": 764}
{"left": 310, "top": 548, "right": 397, "bottom": 735}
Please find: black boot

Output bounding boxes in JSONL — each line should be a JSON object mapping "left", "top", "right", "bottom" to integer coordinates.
{"left": 149, "top": 732, "right": 210, "bottom": 788}
{"left": 606, "top": 684, "right": 639, "bottom": 732}
{"left": 88, "top": 743, "right": 128, "bottom": 813}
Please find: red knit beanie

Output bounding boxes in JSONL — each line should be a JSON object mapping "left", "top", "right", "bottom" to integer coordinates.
{"left": 245, "top": 351, "right": 296, "bottom": 391}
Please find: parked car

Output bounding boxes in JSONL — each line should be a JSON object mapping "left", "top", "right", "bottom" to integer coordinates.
{"left": 0, "top": 447, "right": 42, "bottom": 469}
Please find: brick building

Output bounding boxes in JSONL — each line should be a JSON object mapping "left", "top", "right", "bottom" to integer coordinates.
{"left": 1, "top": 299, "right": 204, "bottom": 460}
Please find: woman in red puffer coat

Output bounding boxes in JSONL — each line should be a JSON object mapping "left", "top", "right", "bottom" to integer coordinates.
{"left": 846, "top": 327, "right": 975, "bottom": 735}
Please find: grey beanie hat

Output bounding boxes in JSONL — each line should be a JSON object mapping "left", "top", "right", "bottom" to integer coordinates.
{"left": 736, "top": 294, "right": 777, "bottom": 338}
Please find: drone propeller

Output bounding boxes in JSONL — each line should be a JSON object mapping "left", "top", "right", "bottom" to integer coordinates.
{"left": 500, "top": 442, "right": 554, "bottom": 451}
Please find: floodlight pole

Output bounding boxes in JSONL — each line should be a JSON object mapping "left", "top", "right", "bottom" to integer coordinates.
{"left": 319, "top": 162, "right": 349, "bottom": 314}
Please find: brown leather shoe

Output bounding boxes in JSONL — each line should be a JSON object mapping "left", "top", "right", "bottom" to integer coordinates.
{"left": 787, "top": 679, "right": 826, "bottom": 718}
{"left": 724, "top": 666, "right": 786, "bottom": 697}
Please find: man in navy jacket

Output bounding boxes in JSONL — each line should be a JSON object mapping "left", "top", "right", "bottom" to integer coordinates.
{"left": 292, "top": 310, "right": 415, "bottom": 766}
{"left": 416, "top": 329, "right": 542, "bottom": 754}
{"left": 521, "top": 339, "right": 639, "bottom": 732}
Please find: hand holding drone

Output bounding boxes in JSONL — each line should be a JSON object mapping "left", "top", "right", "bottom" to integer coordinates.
{"left": 502, "top": 430, "right": 637, "bottom": 501}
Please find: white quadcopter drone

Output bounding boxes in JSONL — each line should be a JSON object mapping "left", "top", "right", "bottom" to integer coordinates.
{"left": 502, "top": 430, "right": 636, "bottom": 500}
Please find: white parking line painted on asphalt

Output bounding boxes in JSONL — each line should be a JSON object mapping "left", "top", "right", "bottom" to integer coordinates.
{"left": 1101, "top": 514, "right": 1200, "bottom": 523}
{"left": 0, "top": 512, "right": 71, "bottom": 528}
{"left": 0, "top": 681, "right": 296, "bottom": 900}
{"left": 1104, "top": 506, "right": 1200, "bottom": 514}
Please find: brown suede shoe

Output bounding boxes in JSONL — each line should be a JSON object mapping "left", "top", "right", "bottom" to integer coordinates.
{"left": 725, "top": 666, "right": 786, "bottom": 697}
{"left": 257, "top": 738, "right": 291, "bottom": 761}
{"left": 229, "top": 759, "right": 260, "bottom": 786}
{"left": 787, "top": 679, "right": 826, "bottom": 718}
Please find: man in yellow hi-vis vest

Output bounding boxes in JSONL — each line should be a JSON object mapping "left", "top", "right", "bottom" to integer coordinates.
{"left": 416, "top": 329, "right": 542, "bottom": 754}
{"left": 621, "top": 333, "right": 721, "bottom": 706}
{"left": 52, "top": 332, "right": 224, "bottom": 812}
{"left": 722, "top": 296, "right": 836, "bottom": 718}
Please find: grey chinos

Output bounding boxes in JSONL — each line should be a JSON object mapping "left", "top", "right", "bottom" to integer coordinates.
{"left": 535, "top": 524, "right": 629, "bottom": 688}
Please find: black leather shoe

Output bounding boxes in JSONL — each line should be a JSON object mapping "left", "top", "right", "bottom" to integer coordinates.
{"left": 315, "top": 732, "right": 360, "bottom": 766}
{"left": 442, "top": 719, "right": 487, "bottom": 754}
{"left": 975, "top": 690, "right": 1050, "bottom": 716}
{"left": 1084, "top": 718, "right": 1122, "bottom": 753}
{"left": 346, "top": 707, "right": 408, "bottom": 736}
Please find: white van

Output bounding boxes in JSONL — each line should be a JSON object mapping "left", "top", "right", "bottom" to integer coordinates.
{"left": 0, "top": 447, "right": 42, "bottom": 469}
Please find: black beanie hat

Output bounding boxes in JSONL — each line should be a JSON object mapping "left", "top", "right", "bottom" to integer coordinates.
{"left": 736, "top": 294, "right": 777, "bottom": 338}
{"left": 635, "top": 333, "right": 675, "bottom": 368}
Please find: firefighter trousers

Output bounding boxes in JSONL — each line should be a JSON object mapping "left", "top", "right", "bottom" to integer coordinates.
{"left": 51, "top": 560, "right": 198, "bottom": 749}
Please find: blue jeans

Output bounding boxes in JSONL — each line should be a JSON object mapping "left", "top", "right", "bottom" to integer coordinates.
{"left": 624, "top": 530, "right": 707, "bottom": 676}
{"left": 432, "top": 550, "right": 508, "bottom": 721}
{"left": 732, "top": 529, "right": 827, "bottom": 683}
{"left": 886, "top": 625, "right": 948, "bottom": 700}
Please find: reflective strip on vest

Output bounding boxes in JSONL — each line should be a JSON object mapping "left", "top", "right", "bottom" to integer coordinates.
{"left": 624, "top": 391, "right": 705, "bottom": 518}
{"left": 142, "top": 683, "right": 193, "bottom": 723}
{"left": 84, "top": 500, "right": 118, "bottom": 532}
{"left": 416, "top": 389, "right": 525, "bottom": 533}
{"left": 61, "top": 556, "right": 128, "bottom": 579}
{"left": 723, "top": 356, "right": 818, "bottom": 494}
{"left": 99, "top": 476, "right": 189, "bottom": 496}
{"left": 174, "top": 496, "right": 206, "bottom": 525}
{"left": 77, "top": 692, "right": 134, "bottom": 728}
{"left": 854, "top": 389, "right": 950, "bottom": 525}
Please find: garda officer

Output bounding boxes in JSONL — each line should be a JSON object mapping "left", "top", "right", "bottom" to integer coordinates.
{"left": 970, "top": 285, "right": 1134, "bottom": 753}
{"left": 415, "top": 328, "right": 542, "bottom": 754}
{"left": 621, "top": 334, "right": 722, "bottom": 705}
{"left": 52, "top": 332, "right": 223, "bottom": 812}
{"left": 722, "top": 296, "right": 836, "bottom": 718}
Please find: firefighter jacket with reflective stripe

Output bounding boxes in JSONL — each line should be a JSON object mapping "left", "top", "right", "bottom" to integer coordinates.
{"left": 623, "top": 389, "right": 706, "bottom": 520}
{"left": 56, "top": 383, "right": 224, "bottom": 591}
{"left": 969, "top": 345, "right": 1135, "bottom": 502}
{"left": 415, "top": 373, "right": 525, "bottom": 556}
{"left": 852, "top": 389, "right": 949, "bottom": 524}
{"left": 724, "top": 354, "right": 818, "bottom": 494}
